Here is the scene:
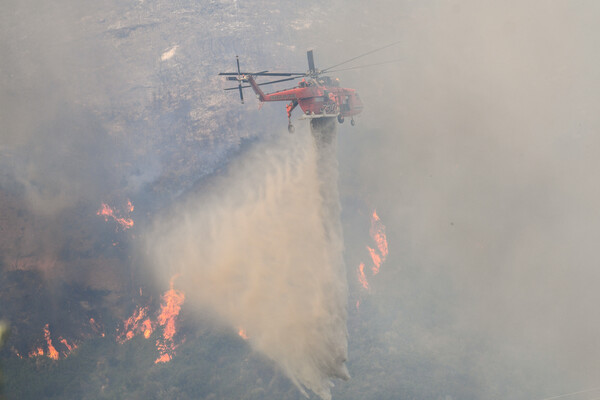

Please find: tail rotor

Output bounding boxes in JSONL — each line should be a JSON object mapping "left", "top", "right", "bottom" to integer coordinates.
{"left": 223, "top": 56, "right": 245, "bottom": 103}
{"left": 219, "top": 57, "right": 306, "bottom": 103}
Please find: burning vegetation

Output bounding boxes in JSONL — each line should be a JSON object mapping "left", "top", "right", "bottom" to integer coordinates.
{"left": 20, "top": 276, "right": 184, "bottom": 365}
{"left": 26, "top": 324, "right": 77, "bottom": 360}
{"left": 356, "top": 210, "right": 389, "bottom": 305}
{"left": 115, "top": 275, "right": 185, "bottom": 364}
{"left": 117, "top": 307, "right": 152, "bottom": 344}
{"left": 357, "top": 262, "right": 369, "bottom": 291}
{"left": 154, "top": 276, "right": 185, "bottom": 363}
{"left": 237, "top": 328, "right": 249, "bottom": 340}
{"left": 370, "top": 210, "right": 389, "bottom": 269}
{"left": 96, "top": 201, "right": 134, "bottom": 231}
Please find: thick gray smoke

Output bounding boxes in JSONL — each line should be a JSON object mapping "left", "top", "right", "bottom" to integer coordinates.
{"left": 328, "top": 1, "right": 600, "bottom": 398}
{"left": 6, "top": 0, "right": 600, "bottom": 398}
{"left": 146, "top": 125, "right": 349, "bottom": 400}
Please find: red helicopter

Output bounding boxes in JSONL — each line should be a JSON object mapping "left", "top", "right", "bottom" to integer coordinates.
{"left": 219, "top": 43, "right": 399, "bottom": 132}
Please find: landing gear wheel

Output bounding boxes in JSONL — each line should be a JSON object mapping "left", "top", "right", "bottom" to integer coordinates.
{"left": 288, "top": 124, "right": 295, "bottom": 133}
{"left": 337, "top": 114, "right": 345, "bottom": 124}
{"left": 350, "top": 118, "right": 356, "bottom": 126}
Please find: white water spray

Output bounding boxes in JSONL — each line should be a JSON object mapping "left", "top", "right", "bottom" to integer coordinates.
{"left": 146, "top": 125, "right": 348, "bottom": 400}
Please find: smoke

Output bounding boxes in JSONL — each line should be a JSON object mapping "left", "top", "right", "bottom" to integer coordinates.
{"left": 0, "top": 0, "right": 131, "bottom": 282}
{"left": 5, "top": 0, "right": 600, "bottom": 398}
{"left": 326, "top": 1, "right": 600, "bottom": 398}
{"left": 145, "top": 125, "right": 349, "bottom": 400}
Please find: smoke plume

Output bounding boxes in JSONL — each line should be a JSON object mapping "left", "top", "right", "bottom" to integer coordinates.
{"left": 146, "top": 126, "right": 349, "bottom": 400}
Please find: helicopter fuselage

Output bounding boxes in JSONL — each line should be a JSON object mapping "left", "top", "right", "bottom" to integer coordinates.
{"left": 246, "top": 75, "right": 363, "bottom": 119}
{"left": 219, "top": 45, "right": 400, "bottom": 130}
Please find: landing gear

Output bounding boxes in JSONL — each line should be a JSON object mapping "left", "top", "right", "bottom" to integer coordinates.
{"left": 337, "top": 114, "right": 345, "bottom": 124}
{"left": 350, "top": 118, "right": 356, "bottom": 126}
{"left": 288, "top": 124, "right": 295, "bottom": 133}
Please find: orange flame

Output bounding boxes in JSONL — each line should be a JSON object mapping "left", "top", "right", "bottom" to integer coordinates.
{"left": 155, "top": 276, "right": 185, "bottom": 363}
{"left": 238, "top": 328, "right": 249, "bottom": 340}
{"left": 28, "top": 347, "right": 44, "bottom": 357}
{"left": 142, "top": 319, "right": 153, "bottom": 339}
{"left": 112, "top": 276, "right": 186, "bottom": 364}
{"left": 357, "top": 263, "right": 369, "bottom": 290}
{"left": 367, "top": 246, "right": 382, "bottom": 274}
{"left": 97, "top": 201, "right": 134, "bottom": 230}
{"left": 43, "top": 324, "right": 59, "bottom": 360}
{"left": 59, "top": 337, "right": 74, "bottom": 352}
{"left": 89, "top": 317, "right": 105, "bottom": 337}
{"left": 58, "top": 337, "right": 78, "bottom": 357}
{"left": 156, "top": 280, "right": 184, "bottom": 341}
{"left": 355, "top": 209, "right": 389, "bottom": 297}
{"left": 154, "top": 352, "right": 172, "bottom": 363}
{"left": 118, "top": 307, "right": 151, "bottom": 343}
{"left": 370, "top": 210, "right": 388, "bottom": 273}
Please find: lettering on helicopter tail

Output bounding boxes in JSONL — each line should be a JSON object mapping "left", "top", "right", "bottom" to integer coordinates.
{"left": 319, "top": 103, "right": 338, "bottom": 114}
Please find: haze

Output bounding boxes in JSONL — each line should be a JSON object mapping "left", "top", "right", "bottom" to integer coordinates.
{"left": 2, "top": 0, "right": 600, "bottom": 399}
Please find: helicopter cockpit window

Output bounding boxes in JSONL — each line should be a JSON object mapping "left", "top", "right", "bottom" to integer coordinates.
{"left": 342, "top": 96, "right": 350, "bottom": 111}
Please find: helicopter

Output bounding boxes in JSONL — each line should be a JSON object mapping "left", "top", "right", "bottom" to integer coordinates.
{"left": 219, "top": 42, "right": 399, "bottom": 133}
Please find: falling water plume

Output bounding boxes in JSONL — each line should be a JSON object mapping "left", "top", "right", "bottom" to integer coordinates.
{"left": 146, "top": 123, "right": 349, "bottom": 400}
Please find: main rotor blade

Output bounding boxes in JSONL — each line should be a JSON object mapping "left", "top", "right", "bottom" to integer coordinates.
{"left": 325, "top": 58, "right": 402, "bottom": 73}
{"left": 219, "top": 72, "right": 305, "bottom": 76}
{"left": 321, "top": 40, "right": 401, "bottom": 73}
{"left": 236, "top": 55, "right": 241, "bottom": 75}
{"left": 224, "top": 76, "right": 301, "bottom": 91}
{"left": 256, "top": 72, "right": 305, "bottom": 76}
{"left": 256, "top": 76, "right": 302, "bottom": 86}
